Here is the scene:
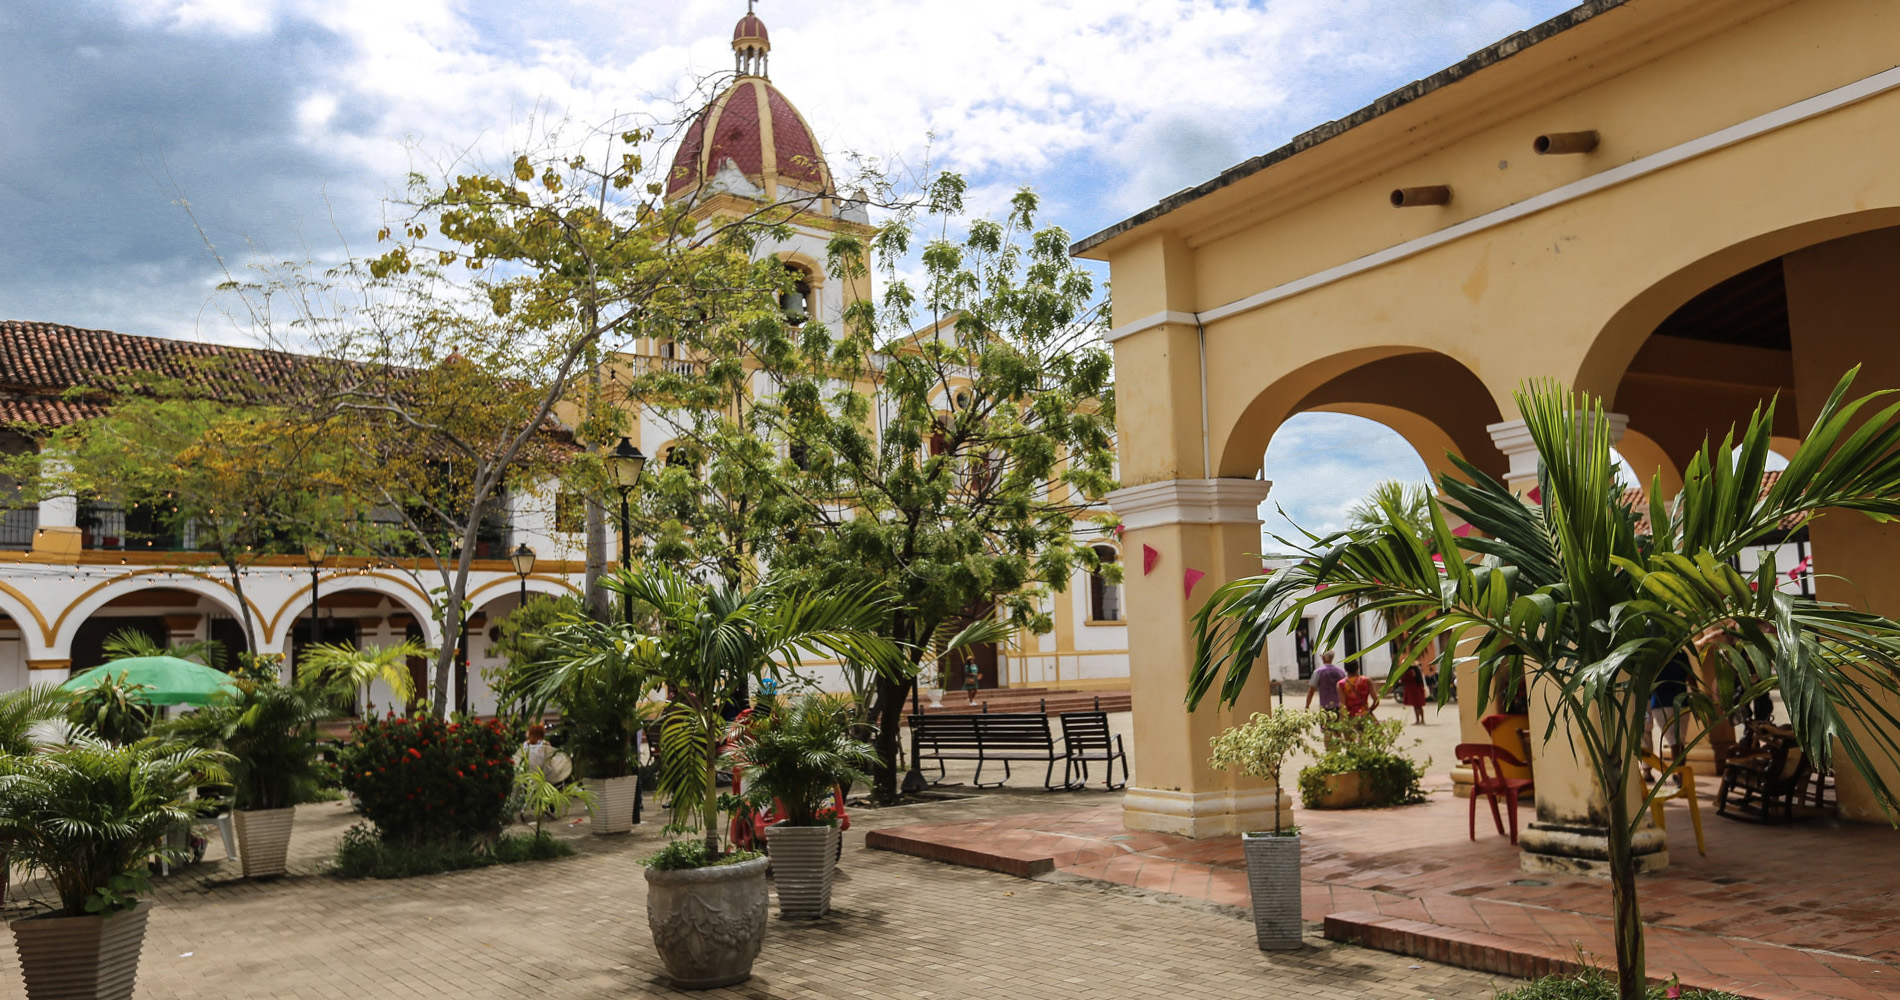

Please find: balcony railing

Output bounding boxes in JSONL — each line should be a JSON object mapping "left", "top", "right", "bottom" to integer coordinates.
{"left": 624, "top": 354, "right": 704, "bottom": 378}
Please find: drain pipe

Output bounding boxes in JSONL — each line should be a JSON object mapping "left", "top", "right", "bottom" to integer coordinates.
{"left": 1198, "top": 318, "right": 1212, "bottom": 479}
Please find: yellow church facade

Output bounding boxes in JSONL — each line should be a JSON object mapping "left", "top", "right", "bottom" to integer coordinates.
{"left": 1080, "top": 0, "right": 1900, "bottom": 867}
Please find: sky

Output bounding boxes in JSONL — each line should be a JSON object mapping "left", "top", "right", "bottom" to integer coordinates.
{"left": 0, "top": 0, "right": 1587, "bottom": 541}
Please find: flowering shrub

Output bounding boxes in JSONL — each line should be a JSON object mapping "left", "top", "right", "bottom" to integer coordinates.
{"left": 337, "top": 715, "right": 516, "bottom": 846}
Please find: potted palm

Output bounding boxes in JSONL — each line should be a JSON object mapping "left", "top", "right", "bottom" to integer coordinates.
{"left": 1207, "top": 708, "right": 1319, "bottom": 950}
{"left": 535, "top": 567, "right": 897, "bottom": 989}
{"left": 726, "top": 695, "right": 878, "bottom": 918}
{"left": 1189, "top": 372, "right": 1900, "bottom": 998}
{"left": 0, "top": 734, "right": 225, "bottom": 1000}
{"left": 0, "top": 686, "right": 69, "bottom": 906}
{"left": 296, "top": 639, "right": 428, "bottom": 718}
{"left": 167, "top": 680, "right": 327, "bottom": 878}
{"left": 494, "top": 622, "right": 645, "bottom": 835}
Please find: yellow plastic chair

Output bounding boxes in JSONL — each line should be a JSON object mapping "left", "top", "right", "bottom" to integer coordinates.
{"left": 1642, "top": 752, "right": 1706, "bottom": 856}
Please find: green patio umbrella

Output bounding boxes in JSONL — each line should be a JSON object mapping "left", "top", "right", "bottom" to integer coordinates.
{"left": 61, "top": 656, "right": 239, "bottom": 707}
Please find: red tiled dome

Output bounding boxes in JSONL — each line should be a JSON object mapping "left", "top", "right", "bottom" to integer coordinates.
{"left": 666, "top": 77, "right": 831, "bottom": 201}
{"left": 733, "top": 13, "right": 768, "bottom": 45}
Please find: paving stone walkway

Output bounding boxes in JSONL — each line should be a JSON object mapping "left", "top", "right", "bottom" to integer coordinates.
{"left": 0, "top": 794, "right": 1513, "bottom": 999}
{"left": 868, "top": 784, "right": 1900, "bottom": 1000}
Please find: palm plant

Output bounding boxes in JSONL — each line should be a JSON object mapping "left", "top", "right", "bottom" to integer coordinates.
{"left": 165, "top": 681, "right": 328, "bottom": 811}
{"left": 0, "top": 686, "right": 74, "bottom": 905}
{"left": 66, "top": 671, "right": 156, "bottom": 744}
{"left": 726, "top": 695, "right": 879, "bottom": 827}
{"left": 101, "top": 627, "right": 228, "bottom": 670}
{"left": 296, "top": 640, "right": 428, "bottom": 718}
{"left": 1344, "top": 480, "right": 1443, "bottom": 691}
{"left": 0, "top": 735, "right": 226, "bottom": 916}
{"left": 1188, "top": 370, "right": 1900, "bottom": 1000}
{"left": 533, "top": 566, "right": 900, "bottom": 858}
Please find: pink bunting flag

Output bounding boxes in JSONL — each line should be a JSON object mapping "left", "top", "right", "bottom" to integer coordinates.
{"left": 1527, "top": 486, "right": 1543, "bottom": 504}
{"left": 1183, "top": 568, "right": 1206, "bottom": 599}
{"left": 1451, "top": 523, "right": 1474, "bottom": 538}
{"left": 1142, "top": 543, "right": 1160, "bottom": 576}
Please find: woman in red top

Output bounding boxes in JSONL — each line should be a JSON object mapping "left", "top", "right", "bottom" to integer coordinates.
{"left": 1339, "top": 661, "right": 1379, "bottom": 718}
{"left": 1398, "top": 663, "right": 1429, "bottom": 724}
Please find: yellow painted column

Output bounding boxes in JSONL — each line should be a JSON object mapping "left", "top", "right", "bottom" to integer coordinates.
{"left": 1108, "top": 478, "right": 1283, "bottom": 837}
{"left": 1785, "top": 228, "right": 1900, "bottom": 825}
{"left": 1487, "top": 414, "right": 1668, "bottom": 873}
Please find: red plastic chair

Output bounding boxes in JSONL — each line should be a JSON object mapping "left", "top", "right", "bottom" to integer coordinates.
{"left": 1457, "top": 743, "right": 1535, "bottom": 844}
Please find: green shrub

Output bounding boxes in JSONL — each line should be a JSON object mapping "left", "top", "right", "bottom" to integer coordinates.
{"left": 1496, "top": 969, "right": 1743, "bottom": 1000}
{"left": 1297, "top": 713, "right": 1429, "bottom": 808}
{"left": 332, "top": 824, "right": 572, "bottom": 879}
{"left": 642, "top": 840, "right": 762, "bottom": 872}
{"left": 337, "top": 716, "right": 515, "bottom": 846}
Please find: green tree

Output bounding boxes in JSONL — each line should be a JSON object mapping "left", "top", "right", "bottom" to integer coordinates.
{"left": 762, "top": 176, "right": 1118, "bottom": 798}
{"left": 1188, "top": 372, "right": 1900, "bottom": 1000}
{"left": 4, "top": 380, "right": 353, "bottom": 651}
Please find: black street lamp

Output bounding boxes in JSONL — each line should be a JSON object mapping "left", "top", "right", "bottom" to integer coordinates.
{"left": 510, "top": 543, "right": 537, "bottom": 607}
{"left": 304, "top": 542, "right": 328, "bottom": 679}
{"left": 604, "top": 436, "right": 647, "bottom": 623}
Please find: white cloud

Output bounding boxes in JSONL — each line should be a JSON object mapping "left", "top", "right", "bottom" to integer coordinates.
{"left": 1258, "top": 412, "right": 1432, "bottom": 550}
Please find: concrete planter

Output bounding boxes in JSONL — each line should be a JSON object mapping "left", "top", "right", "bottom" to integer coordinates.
{"left": 10, "top": 899, "right": 153, "bottom": 1000}
{"left": 233, "top": 807, "right": 295, "bottom": 878}
{"left": 1310, "top": 771, "right": 1367, "bottom": 809}
{"left": 924, "top": 688, "right": 945, "bottom": 709}
{"left": 768, "top": 823, "right": 840, "bottom": 918}
{"left": 585, "top": 775, "right": 639, "bottom": 835}
{"left": 1241, "top": 832, "right": 1303, "bottom": 950}
{"left": 644, "top": 855, "right": 769, "bottom": 989}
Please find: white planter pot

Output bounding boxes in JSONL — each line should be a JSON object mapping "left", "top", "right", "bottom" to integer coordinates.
{"left": 1241, "top": 831, "right": 1303, "bottom": 950}
{"left": 644, "top": 855, "right": 769, "bottom": 989}
{"left": 233, "top": 807, "right": 295, "bottom": 879}
{"left": 585, "top": 775, "right": 639, "bottom": 835}
{"left": 11, "top": 899, "right": 152, "bottom": 1000}
{"left": 768, "top": 823, "right": 840, "bottom": 918}
{"left": 925, "top": 688, "right": 945, "bottom": 709}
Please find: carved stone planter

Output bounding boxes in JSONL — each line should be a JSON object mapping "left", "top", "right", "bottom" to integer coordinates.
{"left": 585, "top": 775, "right": 639, "bottom": 835}
{"left": 233, "top": 807, "right": 295, "bottom": 878}
{"left": 1241, "top": 832, "right": 1303, "bottom": 950}
{"left": 768, "top": 823, "right": 840, "bottom": 918}
{"left": 645, "top": 855, "right": 769, "bottom": 989}
{"left": 10, "top": 899, "right": 153, "bottom": 1000}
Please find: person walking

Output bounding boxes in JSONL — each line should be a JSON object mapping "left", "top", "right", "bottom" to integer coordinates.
{"left": 1305, "top": 650, "right": 1347, "bottom": 714}
{"left": 1398, "top": 662, "right": 1429, "bottom": 724}
{"left": 1339, "top": 661, "right": 1380, "bottom": 718}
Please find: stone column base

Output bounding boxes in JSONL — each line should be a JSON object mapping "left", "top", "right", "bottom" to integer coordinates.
{"left": 1123, "top": 785, "right": 1294, "bottom": 839}
{"left": 1520, "top": 822, "right": 1669, "bottom": 876}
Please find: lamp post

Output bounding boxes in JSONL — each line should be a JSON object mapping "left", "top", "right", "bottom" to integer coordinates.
{"left": 511, "top": 543, "right": 537, "bottom": 607}
{"left": 304, "top": 542, "right": 328, "bottom": 680}
{"left": 604, "top": 437, "right": 647, "bottom": 623}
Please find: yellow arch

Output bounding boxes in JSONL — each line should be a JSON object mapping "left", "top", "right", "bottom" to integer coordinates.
{"left": 467, "top": 574, "right": 584, "bottom": 605}
{"left": 0, "top": 580, "right": 53, "bottom": 647}
{"left": 262, "top": 570, "right": 436, "bottom": 645}
{"left": 51, "top": 568, "right": 265, "bottom": 645}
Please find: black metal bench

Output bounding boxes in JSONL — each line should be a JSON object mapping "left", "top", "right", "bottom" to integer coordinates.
{"left": 910, "top": 713, "right": 1068, "bottom": 789}
{"left": 1059, "top": 711, "right": 1128, "bottom": 790}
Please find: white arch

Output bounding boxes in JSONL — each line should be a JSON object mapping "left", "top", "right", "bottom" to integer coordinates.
{"left": 51, "top": 572, "right": 258, "bottom": 660}
{"left": 469, "top": 575, "right": 583, "bottom": 615}
{"left": 268, "top": 571, "right": 441, "bottom": 653}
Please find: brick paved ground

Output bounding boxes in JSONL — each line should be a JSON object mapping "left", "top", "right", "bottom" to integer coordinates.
{"left": 0, "top": 792, "right": 1514, "bottom": 999}
{"left": 870, "top": 788, "right": 1900, "bottom": 1000}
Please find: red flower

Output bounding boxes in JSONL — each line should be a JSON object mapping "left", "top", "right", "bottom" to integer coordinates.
{"left": 406, "top": 748, "right": 423, "bottom": 760}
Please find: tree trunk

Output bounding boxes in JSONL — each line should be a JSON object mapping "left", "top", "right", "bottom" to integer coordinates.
{"left": 221, "top": 550, "right": 258, "bottom": 660}
{"left": 585, "top": 498, "right": 610, "bottom": 622}
{"left": 703, "top": 713, "right": 721, "bottom": 857}
{"left": 869, "top": 673, "right": 913, "bottom": 802}
{"left": 1603, "top": 762, "right": 1647, "bottom": 1000}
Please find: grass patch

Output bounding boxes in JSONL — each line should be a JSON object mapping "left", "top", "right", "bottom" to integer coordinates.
{"left": 333, "top": 825, "right": 574, "bottom": 879}
{"left": 1497, "top": 969, "right": 1745, "bottom": 1000}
